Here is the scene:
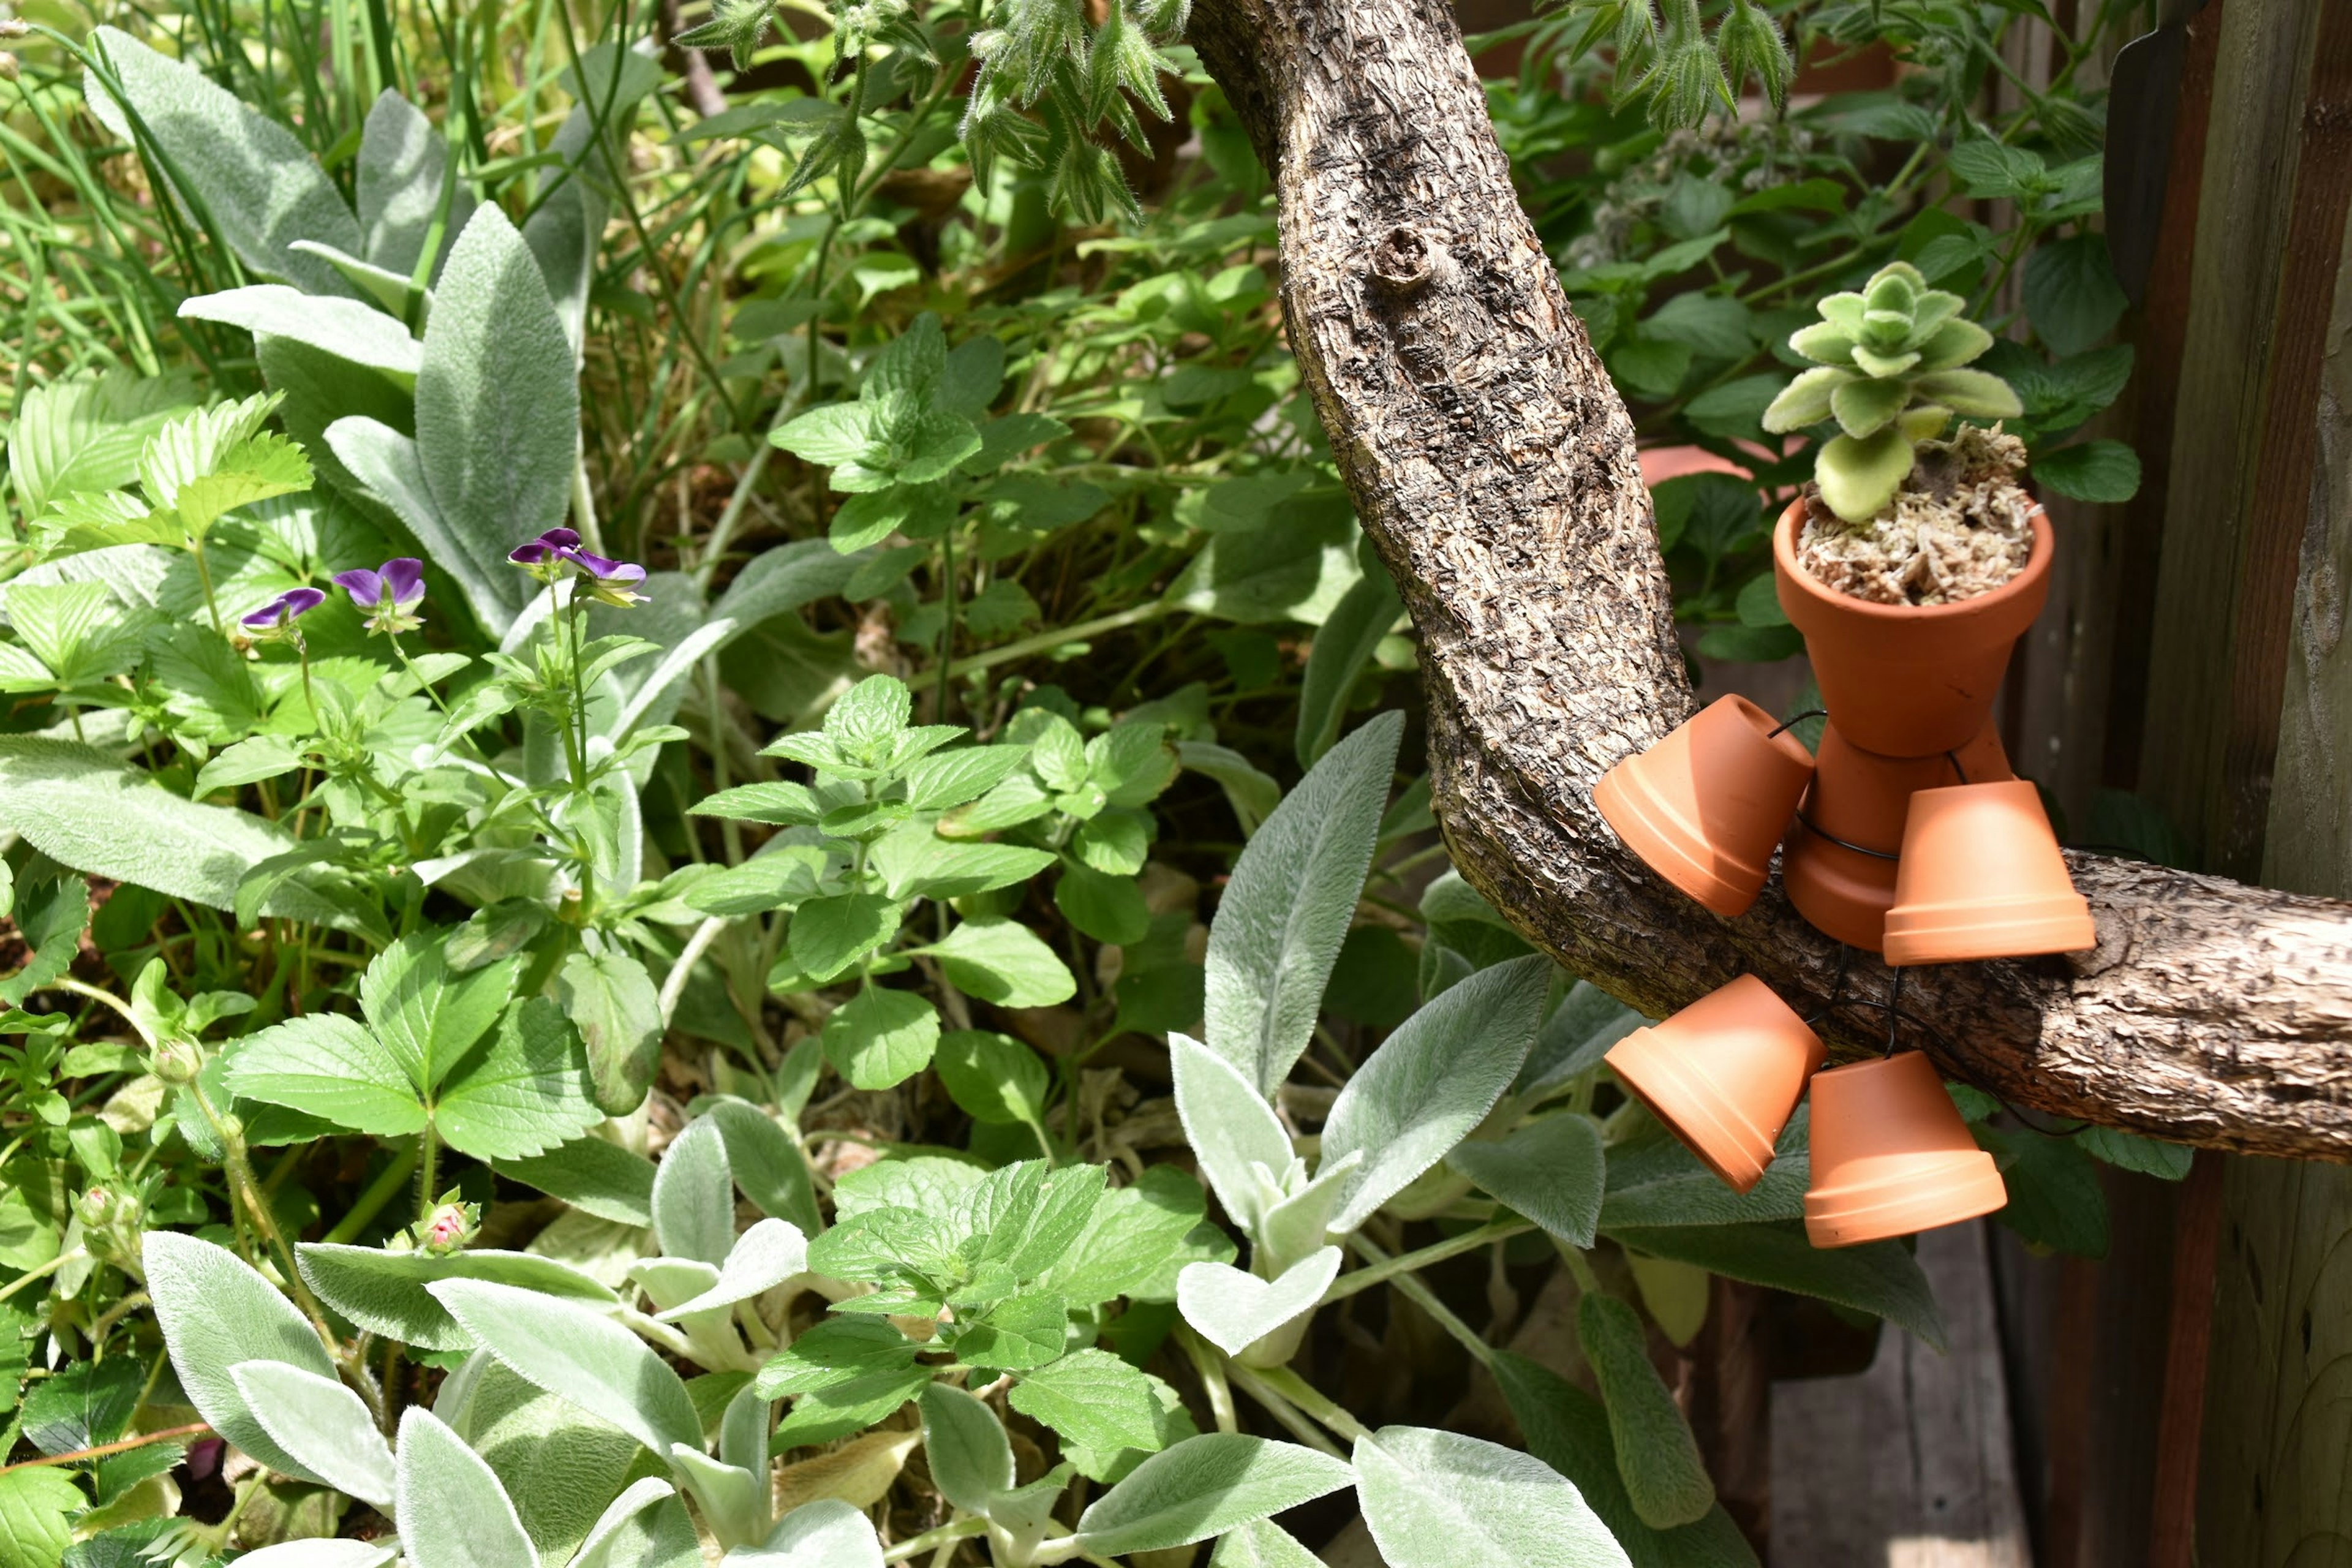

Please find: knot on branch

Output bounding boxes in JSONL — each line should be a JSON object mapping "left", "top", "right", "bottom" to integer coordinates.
{"left": 1370, "top": 225, "right": 1441, "bottom": 293}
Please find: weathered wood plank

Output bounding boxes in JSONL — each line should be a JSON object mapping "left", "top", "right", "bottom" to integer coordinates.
{"left": 2193, "top": 74, "right": 2352, "bottom": 1564}
{"left": 1770, "top": 1223, "right": 2030, "bottom": 1567}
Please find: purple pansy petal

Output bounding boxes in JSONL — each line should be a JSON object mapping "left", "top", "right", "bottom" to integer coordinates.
{"left": 333, "top": 568, "right": 383, "bottom": 607}
{"left": 380, "top": 557, "right": 426, "bottom": 606}
{"left": 241, "top": 587, "right": 326, "bottom": 628}
{"left": 510, "top": 527, "right": 582, "bottom": 567}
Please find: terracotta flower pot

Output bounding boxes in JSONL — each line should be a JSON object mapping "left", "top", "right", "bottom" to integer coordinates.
{"left": 1803, "top": 1052, "right": 2008, "bottom": 1248}
{"left": 1772, "top": 498, "right": 2054, "bottom": 758}
{"left": 1782, "top": 720, "right": 2015, "bottom": 951}
{"left": 1605, "top": 975, "right": 1825, "bottom": 1194}
{"left": 1594, "top": 695, "right": 1817, "bottom": 918}
{"left": 1881, "top": 780, "right": 2096, "bottom": 965}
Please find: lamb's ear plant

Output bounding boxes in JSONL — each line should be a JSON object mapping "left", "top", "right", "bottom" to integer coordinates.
{"left": 1762, "top": 260, "right": 2024, "bottom": 522}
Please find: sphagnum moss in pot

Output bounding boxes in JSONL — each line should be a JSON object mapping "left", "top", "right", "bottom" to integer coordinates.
{"left": 1764, "top": 262, "right": 2045, "bottom": 760}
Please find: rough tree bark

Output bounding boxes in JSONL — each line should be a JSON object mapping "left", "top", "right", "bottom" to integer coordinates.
{"left": 1186, "top": 0, "right": 2352, "bottom": 1160}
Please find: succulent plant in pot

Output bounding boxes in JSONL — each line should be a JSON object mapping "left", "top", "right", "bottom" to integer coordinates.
{"left": 1762, "top": 260, "right": 2025, "bottom": 526}
{"left": 1764, "top": 262, "right": 2051, "bottom": 759}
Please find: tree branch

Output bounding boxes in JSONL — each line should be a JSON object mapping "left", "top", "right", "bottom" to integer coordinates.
{"left": 1188, "top": 0, "right": 2352, "bottom": 1161}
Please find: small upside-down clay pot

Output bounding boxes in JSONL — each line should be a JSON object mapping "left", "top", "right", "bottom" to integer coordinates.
{"left": 1803, "top": 1052, "right": 2008, "bottom": 1248}
{"left": 1781, "top": 721, "right": 2015, "bottom": 951}
{"left": 1773, "top": 498, "right": 2054, "bottom": 759}
{"left": 1882, "top": 779, "right": 2096, "bottom": 965}
{"left": 1594, "top": 695, "right": 1817, "bottom": 919}
{"left": 1605, "top": 975, "right": 1825, "bottom": 1194}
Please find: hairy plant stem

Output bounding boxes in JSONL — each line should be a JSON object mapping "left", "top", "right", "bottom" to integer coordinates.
{"left": 881, "top": 1518, "right": 988, "bottom": 1563}
{"left": 1174, "top": 1325, "right": 1239, "bottom": 1434}
{"left": 321, "top": 1143, "right": 418, "bottom": 1243}
{"left": 1345, "top": 1233, "right": 1496, "bottom": 1367}
{"left": 0, "top": 1421, "right": 209, "bottom": 1476}
{"left": 1319, "top": 1218, "right": 1528, "bottom": 1303}
{"left": 1222, "top": 1362, "right": 1353, "bottom": 1455}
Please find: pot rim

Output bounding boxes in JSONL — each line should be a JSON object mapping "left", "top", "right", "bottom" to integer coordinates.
{"left": 1772, "top": 494, "right": 2051, "bottom": 626}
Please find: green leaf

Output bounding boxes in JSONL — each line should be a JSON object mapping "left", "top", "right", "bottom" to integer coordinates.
{"left": 1978, "top": 1125, "right": 2109, "bottom": 1257}
{"left": 926, "top": 919, "right": 1076, "bottom": 1007}
{"left": 2076, "top": 1125, "right": 2192, "bottom": 1181}
{"left": 222, "top": 1017, "right": 417, "bottom": 1138}
{"left": 498, "top": 1137, "right": 657, "bottom": 1226}
{"left": 180, "top": 285, "right": 422, "bottom": 379}
{"left": 935, "top": 1030, "right": 1051, "bottom": 1127}
{"left": 790, "top": 893, "right": 902, "bottom": 982}
{"left": 296, "top": 1243, "right": 617, "bottom": 1352}
{"left": 1205, "top": 709, "right": 1401, "bottom": 1095}
{"left": 395, "top": 1406, "right": 536, "bottom": 1568}
{"left": 703, "top": 1098, "right": 821, "bottom": 1234}
{"left": 1297, "top": 559, "right": 1403, "bottom": 767}
{"left": 1815, "top": 427, "right": 1915, "bottom": 522}
{"left": 1164, "top": 507, "right": 1362, "bottom": 625}
{"left": 1827, "top": 375, "right": 1908, "bottom": 440}
{"left": 1209, "top": 1520, "right": 1327, "bottom": 1568}
{"left": 919, "top": 1383, "right": 1014, "bottom": 1513}
{"left": 752, "top": 1501, "right": 886, "bottom": 1568}
{"left": 1447, "top": 1114, "right": 1607, "bottom": 1248}
{"left": 0, "top": 1468, "right": 83, "bottom": 1568}
{"left": 1910, "top": 368, "right": 2021, "bottom": 420}
{"left": 954, "top": 1289, "right": 1070, "bottom": 1370}
{"left": 2023, "top": 234, "right": 2127, "bottom": 356}
{"left": 556, "top": 949, "right": 664, "bottom": 1117}
{"left": 652, "top": 1116, "right": 737, "bottom": 1268}
{"left": 21, "top": 1359, "right": 140, "bottom": 1456}
{"left": 756, "top": 1317, "right": 922, "bottom": 1399}
{"left": 143, "top": 1232, "right": 338, "bottom": 1484}
{"left": 963, "top": 1161, "right": 1108, "bottom": 1282}
{"left": 230, "top": 1360, "right": 396, "bottom": 1507}
{"left": 193, "top": 734, "right": 304, "bottom": 795}
{"left": 360, "top": 933, "right": 518, "bottom": 1096}
{"left": 0, "top": 737, "right": 336, "bottom": 925}
{"left": 1578, "top": 1294, "right": 1712, "bottom": 1529}
{"left": 357, "top": 88, "right": 470, "bottom": 276}
{"left": 903, "top": 745, "right": 1033, "bottom": 810}
{"left": 436, "top": 998, "right": 605, "bottom": 1160}
{"left": 1077, "top": 1434, "right": 1354, "bottom": 1555}
{"left": 1607, "top": 1221, "right": 1945, "bottom": 1351}
{"left": 1042, "top": 1166, "right": 1234, "bottom": 1306}
{"left": 1322, "top": 955, "right": 1549, "bottom": 1232}
{"left": 1599, "top": 1111, "right": 1809, "bottom": 1229}
{"left": 823, "top": 987, "right": 941, "bottom": 1090}
{"left": 415, "top": 204, "right": 575, "bottom": 631}
{"left": 1169, "top": 1030, "right": 1291, "bottom": 1235}
{"left": 88, "top": 29, "right": 364, "bottom": 298}
{"left": 1175, "top": 1248, "right": 1340, "bottom": 1360}
{"left": 1009, "top": 1350, "right": 1164, "bottom": 1455}
{"left": 2032, "top": 439, "right": 2141, "bottom": 503}
{"left": 655, "top": 1219, "right": 809, "bottom": 1321}
{"left": 1492, "top": 1351, "right": 1758, "bottom": 1568}
{"left": 1354, "top": 1424, "right": 1631, "bottom": 1568}
{"left": 770, "top": 1363, "right": 930, "bottom": 1450}
{"left": 429, "top": 1278, "right": 700, "bottom": 1455}
{"left": 1056, "top": 864, "right": 1151, "bottom": 945}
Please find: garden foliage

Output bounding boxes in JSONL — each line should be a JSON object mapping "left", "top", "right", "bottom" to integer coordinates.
{"left": 0, "top": 0, "right": 2181, "bottom": 1563}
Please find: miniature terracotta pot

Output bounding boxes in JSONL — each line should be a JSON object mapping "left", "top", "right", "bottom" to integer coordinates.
{"left": 1782, "top": 720, "right": 2015, "bottom": 951}
{"left": 1593, "top": 695, "right": 1817, "bottom": 918}
{"left": 1605, "top": 975, "right": 1826, "bottom": 1194}
{"left": 1803, "top": 1052, "right": 2008, "bottom": 1248}
{"left": 1881, "top": 780, "right": 2096, "bottom": 965}
{"left": 1772, "top": 498, "right": 2053, "bottom": 758}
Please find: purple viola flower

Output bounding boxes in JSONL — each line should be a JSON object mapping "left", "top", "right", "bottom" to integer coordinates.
{"left": 239, "top": 586, "right": 326, "bottom": 639}
{"left": 333, "top": 557, "right": 426, "bottom": 636}
{"left": 560, "top": 546, "right": 649, "bottom": 609}
{"left": 508, "top": 527, "right": 583, "bottom": 580}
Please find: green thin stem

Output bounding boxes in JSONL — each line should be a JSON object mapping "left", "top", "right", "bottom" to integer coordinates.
{"left": 1320, "top": 1219, "right": 1530, "bottom": 1304}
